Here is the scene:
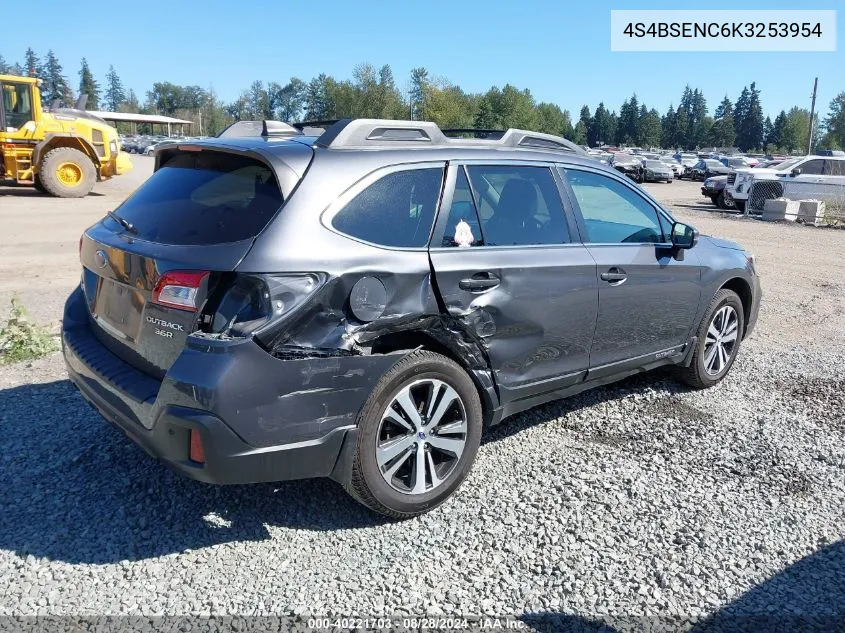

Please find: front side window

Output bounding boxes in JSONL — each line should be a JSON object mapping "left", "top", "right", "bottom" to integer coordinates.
{"left": 2, "top": 83, "right": 33, "bottom": 131}
{"left": 566, "top": 169, "right": 665, "bottom": 244}
{"left": 332, "top": 167, "right": 443, "bottom": 248}
{"left": 799, "top": 159, "right": 824, "bottom": 175}
{"left": 464, "top": 165, "right": 569, "bottom": 246}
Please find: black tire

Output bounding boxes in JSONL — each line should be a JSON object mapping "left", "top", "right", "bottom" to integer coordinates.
{"left": 677, "top": 289, "right": 745, "bottom": 389}
{"left": 735, "top": 200, "right": 746, "bottom": 213}
{"left": 33, "top": 174, "right": 46, "bottom": 194}
{"left": 716, "top": 191, "right": 734, "bottom": 210}
{"left": 709, "top": 196, "right": 718, "bottom": 206}
{"left": 345, "top": 350, "right": 483, "bottom": 518}
{"left": 38, "top": 147, "right": 96, "bottom": 198}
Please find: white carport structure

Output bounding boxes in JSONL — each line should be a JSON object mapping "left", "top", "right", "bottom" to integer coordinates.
{"left": 86, "top": 111, "right": 193, "bottom": 136}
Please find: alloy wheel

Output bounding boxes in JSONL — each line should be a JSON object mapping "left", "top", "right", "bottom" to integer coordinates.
{"left": 376, "top": 379, "right": 468, "bottom": 495}
{"left": 703, "top": 305, "right": 739, "bottom": 376}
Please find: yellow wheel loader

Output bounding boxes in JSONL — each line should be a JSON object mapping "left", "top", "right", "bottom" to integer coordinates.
{"left": 1, "top": 74, "right": 132, "bottom": 197}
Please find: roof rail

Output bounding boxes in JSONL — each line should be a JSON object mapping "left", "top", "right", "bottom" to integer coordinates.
{"left": 314, "top": 119, "right": 586, "bottom": 155}
{"left": 217, "top": 120, "right": 302, "bottom": 138}
{"left": 315, "top": 118, "right": 448, "bottom": 148}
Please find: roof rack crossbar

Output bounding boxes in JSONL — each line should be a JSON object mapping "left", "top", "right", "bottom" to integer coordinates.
{"left": 314, "top": 119, "right": 586, "bottom": 155}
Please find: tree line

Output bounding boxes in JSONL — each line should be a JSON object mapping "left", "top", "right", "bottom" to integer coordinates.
{"left": 2, "top": 47, "right": 844, "bottom": 153}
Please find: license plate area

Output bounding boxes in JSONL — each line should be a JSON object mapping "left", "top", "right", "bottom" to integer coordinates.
{"left": 92, "top": 277, "right": 145, "bottom": 342}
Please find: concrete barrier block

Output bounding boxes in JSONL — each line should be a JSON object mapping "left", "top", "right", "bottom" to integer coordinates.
{"left": 798, "top": 200, "right": 825, "bottom": 226}
{"left": 762, "top": 198, "right": 799, "bottom": 222}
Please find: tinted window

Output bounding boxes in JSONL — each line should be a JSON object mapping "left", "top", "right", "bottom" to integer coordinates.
{"left": 824, "top": 160, "right": 845, "bottom": 176}
{"left": 800, "top": 159, "right": 824, "bottom": 175}
{"left": 567, "top": 169, "right": 664, "bottom": 244}
{"left": 441, "top": 168, "right": 484, "bottom": 247}
{"left": 108, "top": 151, "right": 283, "bottom": 245}
{"left": 465, "top": 165, "right": 569, "bottom": 246}
{"left": 332, "top": 168, "right": 443, "bottom": 248}
{"left": 2, "top": 83, "right": 33, "bottom": 130}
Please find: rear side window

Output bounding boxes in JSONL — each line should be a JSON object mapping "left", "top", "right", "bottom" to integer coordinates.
{"left": 109, "top": 151, "right": 283, "bottom": 245}
{"left": 824, "top": 160, "right": 845, "bottom": 176}
{"left": 465, "top": 165, "right": 569, "bottom": 246}
{"left": 441, "top": 168, "right": 484, "bottom": 247}
{"left": 332, "top": 167, "right": 443, "bottom": 248}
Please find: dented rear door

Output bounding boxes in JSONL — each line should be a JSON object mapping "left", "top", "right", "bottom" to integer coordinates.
{"left": 428, "top": 162, "right": 598, "bottom": 404}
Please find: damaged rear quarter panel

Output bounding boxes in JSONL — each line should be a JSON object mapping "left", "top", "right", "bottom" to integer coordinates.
{"left": 159, "top": 336, "right": 408, "bottom": 447}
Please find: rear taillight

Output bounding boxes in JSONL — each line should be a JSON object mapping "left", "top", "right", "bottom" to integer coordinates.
{"left": 152, "top": 271, "right": 209, "bottom": 312}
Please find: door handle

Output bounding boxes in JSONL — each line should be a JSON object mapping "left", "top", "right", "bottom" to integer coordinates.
{"left": 459, "top": 273, "right": 500, "bottom": 292}
{"left": 600, "top": 267, "right": 628, "bottom": 284}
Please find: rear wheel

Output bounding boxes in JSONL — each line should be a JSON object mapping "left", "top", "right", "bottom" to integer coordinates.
{"left": 38, "top": 147, "right": 96, "bottom": 198}
{"left": 678, "top": 289, "right": 744, "bottom": 389}
{"left": 345, "top": 350, "right": 483, "bottom": 518}
{"left": 716, "top": 191, "right": 734, "bottom": 210}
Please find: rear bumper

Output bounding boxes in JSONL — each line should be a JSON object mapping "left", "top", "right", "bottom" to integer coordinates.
{"left": 62, "top": 286, "right": 401, "bottom": 485}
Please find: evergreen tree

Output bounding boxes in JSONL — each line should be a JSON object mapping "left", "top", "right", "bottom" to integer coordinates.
{"left": 24, "top": 47, "right": 40, "bottom": 77}
{"left": 768, "top": 111, "right": 786, "bottom": 149}
{"left": 409, "top": 67, "right": 429, "bottom": 120}
{"left": 745, "top": 82, "right": 764, "bottom": 150}
{"left": 104, "top": 65, "right": 126, "bottom": 111}
{"left": 575, "top": 105, "right": 591, "bottom": 146}
{"left": 822, "top": 92, "right": 845, "bottom": 150}
{"left": 638, "top": 107, "right": 663, "bottom": 148}
{"left": 0, "top": 55, "right": 9, "bottom": 74}
{"left": 589, "top": 103, "right": 614, "bottom": 147}
{"left": 762, "top": 116, "right": 773, "bottom": 148}
{"left": 78, "top": 58, "right": 100, "bottom": 109}
{"left": 617, "top": 94, "right": 639, "bottom": 145}
{"left": 661, "top": 104, "right": 677, "bottom": 149}
{"left": 42, "top": 50, "right": 69, "bottom": 105}
{"left": 304, "top": 73, "right": 331, "bottom": 120}
{"left": 709, "top": 96, "right": 735, "bottom": 148}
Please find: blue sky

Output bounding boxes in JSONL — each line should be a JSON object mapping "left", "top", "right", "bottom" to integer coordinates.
{"left": 3, "top": 0, "right": 842, "bottom": 119}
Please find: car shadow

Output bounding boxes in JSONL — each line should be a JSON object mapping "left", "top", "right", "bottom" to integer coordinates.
{"left": 519, "top": 540, "right": 845, "bottom": 632}
{"left": 0, "top": 368, "right": 691, "bottom": 564}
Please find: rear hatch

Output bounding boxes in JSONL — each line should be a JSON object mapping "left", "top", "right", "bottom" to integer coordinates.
{"left": 80, "top": 147, "right": 300, "bottom": 378}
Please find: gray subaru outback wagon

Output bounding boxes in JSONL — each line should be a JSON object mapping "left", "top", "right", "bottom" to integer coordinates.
{"left": 63, "top": 118, "right": 761, "bottom": 517}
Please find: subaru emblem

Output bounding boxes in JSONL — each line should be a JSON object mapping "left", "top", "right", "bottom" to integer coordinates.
{"left": 94, "top": 250, "right": 108, "bottom": 268}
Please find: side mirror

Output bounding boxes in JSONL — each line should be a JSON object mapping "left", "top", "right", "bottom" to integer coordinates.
{"left": 791, "top": 167, "right": 802, "bottom": 177}
{"left": 671, "top": 222, "right": 698, "bottom": 249}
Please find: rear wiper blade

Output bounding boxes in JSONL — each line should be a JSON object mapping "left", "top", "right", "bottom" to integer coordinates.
{"left": 107, "top": 210, "right": 138, "bottom": 234}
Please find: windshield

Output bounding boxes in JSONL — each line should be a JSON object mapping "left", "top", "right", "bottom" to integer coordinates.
{"left": 773, "top": 157, "right": 804, "bottom": 171}
{"left": 645, "top": 161, "right": 663, "bottom": 168}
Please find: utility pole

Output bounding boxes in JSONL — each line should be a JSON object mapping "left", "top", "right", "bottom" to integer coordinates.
{"left": 807, "top": 77, "right": 818, "bottom": 155}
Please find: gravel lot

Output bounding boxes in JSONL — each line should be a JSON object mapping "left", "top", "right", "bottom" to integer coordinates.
{"left": 1, "top": 164, "right": 844, "bottom": 630}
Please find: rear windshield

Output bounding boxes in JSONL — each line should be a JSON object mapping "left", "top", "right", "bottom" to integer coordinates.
{"left": 107, "top": 151, "right": 283, "bottom": 245}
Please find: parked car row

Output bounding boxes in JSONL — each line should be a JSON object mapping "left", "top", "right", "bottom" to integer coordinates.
{"left": 119, "top": 135, "right": 209, "bottom": 155}
{"left": 725, "top": 154, "right": 845, "bottom": 212}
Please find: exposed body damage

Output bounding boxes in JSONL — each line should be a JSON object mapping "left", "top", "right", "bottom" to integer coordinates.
{"left": 62, "top": 119, "right": 762, "bottom": 516}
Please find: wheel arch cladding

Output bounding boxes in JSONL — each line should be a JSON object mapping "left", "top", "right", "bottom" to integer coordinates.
{"left": 719, "top": 277, "right": 752, "bottom": 336}
{"left": 35, "top": 134, "right": 100, "bottom": 170}
{"left": 367, "top": 324, "right": 499, "bottom": 425}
